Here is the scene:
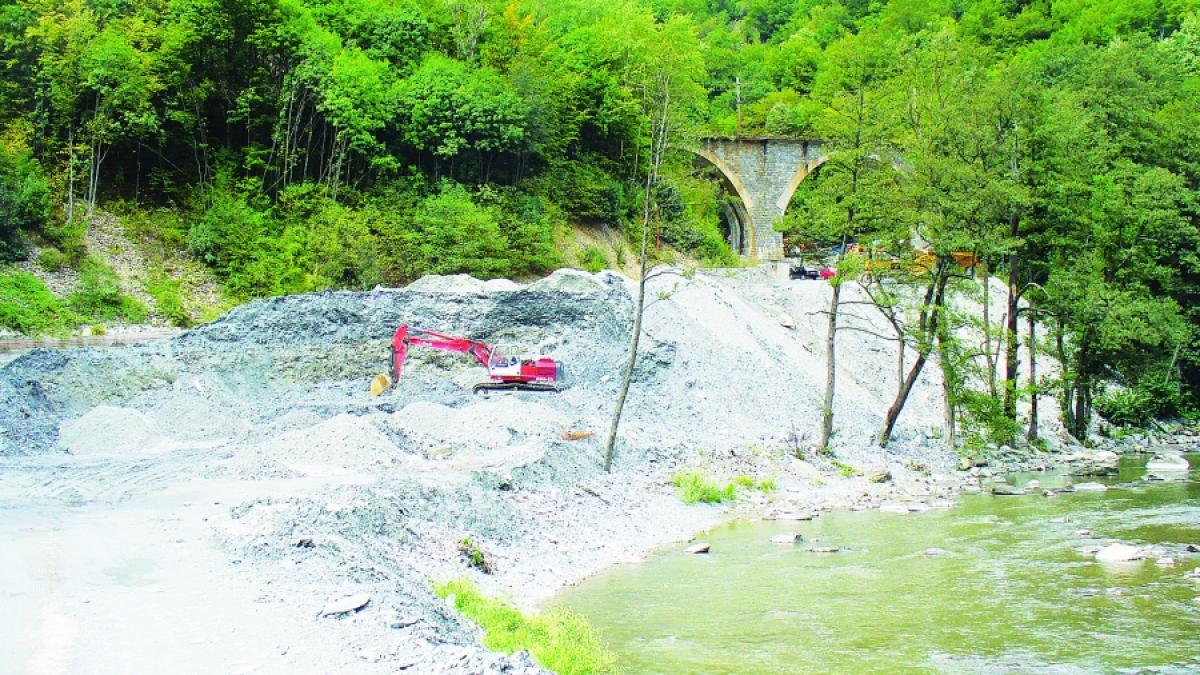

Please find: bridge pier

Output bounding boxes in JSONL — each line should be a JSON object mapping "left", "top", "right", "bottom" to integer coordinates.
{"left": 694, "top": 137, "right": 826, "bottom": 260}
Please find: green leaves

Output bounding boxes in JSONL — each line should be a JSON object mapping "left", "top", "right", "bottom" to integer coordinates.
{"left": 398, "top": 54, "right": 529, "bottom": 159}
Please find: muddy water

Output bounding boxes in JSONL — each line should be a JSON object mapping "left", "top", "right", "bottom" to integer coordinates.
{"left": 555, "top": 455, "right": 1200, "bottom": 673}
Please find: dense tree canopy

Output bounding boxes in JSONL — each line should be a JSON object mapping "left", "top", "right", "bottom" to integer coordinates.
{"left": 0, "top": 0, "right": 1197, "bottom": 428}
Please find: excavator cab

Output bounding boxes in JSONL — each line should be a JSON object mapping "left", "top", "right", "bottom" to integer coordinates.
{"left": 486, "top": 345, "right": 524, "bottom": 378}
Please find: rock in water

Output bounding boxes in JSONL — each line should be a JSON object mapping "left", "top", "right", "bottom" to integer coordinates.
{"left": 1073, "top": 482, "right": 1108, "bottom": 492}
{"left": 991, "top": 483, "right": 1025, "bottom": 496}
{"left": 1095, "top": 543, "right": 1147, "bottom": 563}
{"left": 924, "top": 547, "right": 949, "bottom": 556}
{"left": 807, "top": 546, "right": 840, "bottom": 553}
{"left": 771, "top": 533, "right": 801, "bottom": 545}
{"left": 321, "top": 593, "right": 371, "bottom": 617}
{"left": 684, "top": 543, "right": 710, "bottom": 554}
{"left": 1146, "top": 454, "right": 1190, "bottom": 472}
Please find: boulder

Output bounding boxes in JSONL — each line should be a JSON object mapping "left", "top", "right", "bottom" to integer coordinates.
{"left": 1146, "top": 454, "right": 1190, "bottom": 472}
{"left": 1095, "top": 543, "right": 1147, "bottom": 563}
{"left": 879, "top": 503, "right": 911, "bottom": 514}
{"left": 775, "top": 511, "right": 816, "bottom": 521}
{"left": 1073, "top": 482, "right": 1108, "bottom": 492}
{"left": 684, "top": 543, "right": 710, "bottom": 554}
{"left": 321, "top": 593, "right": 371, "bottom": 617}
{"left": 807, "top": 546, "right": 840, "bottom": 553}
{"left": 771, "top": 533, "right": 801, "bottom": 545}
{"left": 991, "top": 483, "right": 1026, "bottom": 496}
{"left": 868, "top": 470, "right": 892, "bottom": 484}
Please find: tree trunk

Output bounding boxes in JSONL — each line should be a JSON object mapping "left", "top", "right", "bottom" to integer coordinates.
{"left": 66, "top": 128, "right": 76, "bottom": 227}
{"left": 981, "top": 258, "right": 997, "bottom": 397}
{"left": 879, "top": 352, "right": 929, "bottom": 447}
{"left": 1003, "top": 234, "right": 1020, "bottom": 421}
{"left": 1054, "top": 319, "right": 1075, "bottom": 435}
{"left": 879, "top": 276, "right": 946, "bottom": 447}
{"left": 604, "top": 74, "right": 671, "bottom": 472}
{"left": 936, "top": 309, "right": 957, "bottom": 451}
{"left": 603, "top": 222, "right": 649, "bottom": 472}
{"left": 818, "top": 282, "right": 841, "bottom": 452}
{"left": 1027, "top": 312, "right": 1038, "bottom": 442}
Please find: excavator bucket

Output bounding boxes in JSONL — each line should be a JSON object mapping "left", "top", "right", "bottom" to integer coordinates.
{"left": 369, "top": 373, "right": 391, "bottom": 397}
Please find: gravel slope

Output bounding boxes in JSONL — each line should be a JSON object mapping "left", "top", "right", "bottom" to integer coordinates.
{"left": 0, "top": 267, "right": 1066, "bottom": 673}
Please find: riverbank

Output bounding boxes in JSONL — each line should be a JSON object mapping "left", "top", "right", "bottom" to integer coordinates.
{"left": 555, "top": 452, "right": 1200, "bottom": 673}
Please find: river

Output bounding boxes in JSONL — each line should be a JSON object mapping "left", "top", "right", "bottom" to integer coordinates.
{"left": 554, "top": 455, "right": 1199, "bottom": 673}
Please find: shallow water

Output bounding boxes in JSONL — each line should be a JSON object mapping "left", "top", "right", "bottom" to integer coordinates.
{"left": 555, "top": 455, "right": 1200, "bottom": 673}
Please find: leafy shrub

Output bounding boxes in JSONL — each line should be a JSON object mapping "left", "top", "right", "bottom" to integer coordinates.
{"left": 579, "top": 245, "right": 609, "bottom": 273}
{"left": 402, "top": 184, "right": 512, "bottom": 279}
{"left": 0, "top": 142, "right": 50, "bottom": 261}
{"left": 36, "top": 247, "right": 68, "bottom": 272}
{"left": 671, "top": 471, "right": 736, "bottom": 504}
{"left": 0, "top": 270, "right": 74, "bottom": 334}
{"left": 458, "top": 537, "right": 493, "bottom": 574}
{"left": 66, "top": 257, "right": 147, "bottom": 324}
{"left": 959, "top": 389, "right": 1023, "bottom": 447}
{"left": 187, "top": 179, "right": 270, "bottom": 286}
{"left": 434, "top": 579, "right": 616, "bottom": 675}
{"left": 145, "top": 270, "right": 192, "bottom": 328}
{"left": 533, "top": 160, "right": 627, "bottom": 225}
{"left": 1096, "top": 379, "right": 1182, "bottom": 427}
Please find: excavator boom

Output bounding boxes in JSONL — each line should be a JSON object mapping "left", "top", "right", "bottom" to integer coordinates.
{"left": 372, "top": 323, "right": 562, "bottom": 395}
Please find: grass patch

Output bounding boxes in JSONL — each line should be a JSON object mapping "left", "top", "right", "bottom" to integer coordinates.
{"left": 66, "top": 256, "right": 147, "bottom": 324}
{"left": 831, "top": 460, "right": 856, "bottom": 479}
{"left": 434, "top": 579, "right": 616, "bottom": 675}
{"left": 671, "top": 471, "right": 736, "bottom": 504}
{"left": 732, "top": 475, "right": 777, "bottom": 493}
{"left": 578, "top": 245, "right": 610, "bottom": 273}
{"left": 0, "top": 269, "right": 75, "bottom": 334}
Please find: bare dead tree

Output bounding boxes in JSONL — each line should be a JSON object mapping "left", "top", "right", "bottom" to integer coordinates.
{"left": 604, "top": 72, "right": 672, "bottom": 472}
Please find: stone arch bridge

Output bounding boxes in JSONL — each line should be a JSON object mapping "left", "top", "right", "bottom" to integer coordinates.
{"left": 692, "top": 137, "right": 826, "bottom": 260}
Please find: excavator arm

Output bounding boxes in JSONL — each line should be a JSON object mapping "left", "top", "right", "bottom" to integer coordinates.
{"left": 390, "top": 324, "right": 494, "bottom": 383}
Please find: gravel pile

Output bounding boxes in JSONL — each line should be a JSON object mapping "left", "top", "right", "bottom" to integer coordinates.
{"left": 0, "top": 267, "right": 1067, "bottom": 671}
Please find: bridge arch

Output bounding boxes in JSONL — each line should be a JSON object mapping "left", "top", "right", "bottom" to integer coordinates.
{"left": 691, "top": 147, "right": 757, "bottom": 256}
{"left": 690, "top": 137, "right": 826, "bottom": 259}
{"left": 776, "top": 157, "right": 828, "bottom": 213}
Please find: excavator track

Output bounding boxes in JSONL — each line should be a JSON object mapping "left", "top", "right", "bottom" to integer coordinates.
{"left": 472, "top": 381, "right": 560, "bottom": 394}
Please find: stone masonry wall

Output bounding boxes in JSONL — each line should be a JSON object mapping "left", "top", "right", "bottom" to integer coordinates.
{"left": 699, "top": 138, "right": 826, "bottom": 259}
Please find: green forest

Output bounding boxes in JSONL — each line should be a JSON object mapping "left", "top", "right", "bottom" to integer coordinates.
{"left": 0, "top": 0, "right": 1197, "bottom": 431}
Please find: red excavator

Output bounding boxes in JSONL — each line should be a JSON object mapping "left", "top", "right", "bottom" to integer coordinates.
{"left": 370, "top": 324, "right": 563, "bottom": 395}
